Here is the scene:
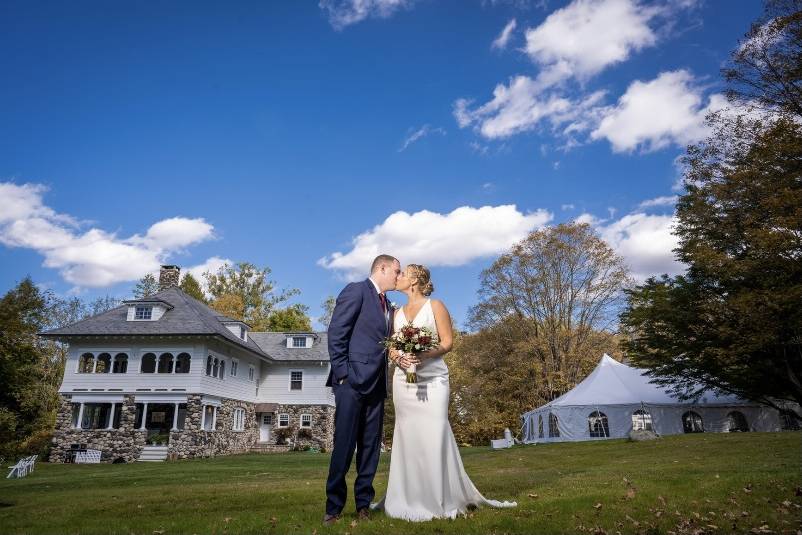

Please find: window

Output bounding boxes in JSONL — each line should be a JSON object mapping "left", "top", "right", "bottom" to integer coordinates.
{"left": 113, "top": 353, "right": 128, "bottom": 373}
{"left": 77, "top": 403, "right": 113, "bottom": 430}
{"left": 538, "top": 415, "right": 544, "bottom": 439}
{"left": 175, "top": 353, "right": 191, "bottom": 373}
{"left": 212, "top": 358, "right": 219, "bottom": 378}
{"left": 230, "top": 359, "right": 238, "bottom": 377}
{"left": 219, "top": 360, "right": 225, "bottom": 379}
{"left": 588, "top": 411, "right": 610, "bottom": 438}
{"left": 278, "top": 414, "right": 289, "bottom": 427}
{"left": 780, "top": 409, "right": 801, "bottom": 431}
{"left": 78, "top": 353, "right": 94, "bottom": 373}
{"left": 233, "top": 408, "right": 245, "bottom": 431}
{"left": 140, "top": 353, "right": 156, "bottom": 373}
{"left": 134, "top": 305, "right": 152, "bottom": 320}
{"left": 548, "top": 413, "right": 560, "bottom": 438}
{"left": 300, "top": 414, "right": 312, "bottom": 428}
{"left": 262, "top": 414, "right": 273, "bottom": 425}
{"left": 632, "top": 409, "right": 653, "bottom": 431}
{"left": 240, "top": 325, "right": 246, "bottom": 340}
{"left": 202, "top": 405, "right": 217, "bottom": 431}
{"left": 292, "top": 336, "right": 307, "bottom": 348}
{"left": 95, "top": 353, "right": 111, "bottom": 373}
{"left": 682, "top": 411, "right": 704, "bottom": 433}
{"left": 248, "top": 366, "right": 255, "bottom": 381}
{"left": 206, "top": 355, "right": 213, "bottom": 376}
{"left": 290, "top": 371, "right": 303, "bottom": 391}
{"left": 157, "top": 353, "right": 174, "bottom": 373}
{"left": 726, "top": 411, "right": 749, "bottom": 432}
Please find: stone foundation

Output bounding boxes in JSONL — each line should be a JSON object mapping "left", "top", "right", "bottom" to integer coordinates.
{"left": 49, "top": 393, "right": 334, "bottom": 462}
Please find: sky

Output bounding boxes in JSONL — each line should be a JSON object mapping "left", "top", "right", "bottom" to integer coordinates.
{"left": 0, "top": 0, "right": 763, "bottom": 330}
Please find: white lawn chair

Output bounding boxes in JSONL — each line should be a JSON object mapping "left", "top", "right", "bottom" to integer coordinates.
{"left": 74, "top": 449, "right": 102, "bottom": 464}
{"left": 6, "top": 455, "right": 36, "bottom": 479}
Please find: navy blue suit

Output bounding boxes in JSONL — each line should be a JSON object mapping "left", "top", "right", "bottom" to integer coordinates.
{"left": 325, "top": 279, "right": 391, "bottom": 515}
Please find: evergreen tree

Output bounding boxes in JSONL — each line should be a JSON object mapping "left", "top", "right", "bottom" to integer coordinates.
{"left": 179, "top": 272, "right": 207, "bottom": 303}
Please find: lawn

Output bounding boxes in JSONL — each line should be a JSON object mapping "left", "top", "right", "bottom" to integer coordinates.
{"left": 1, "top": 432, "right": 799, "bottom": 534}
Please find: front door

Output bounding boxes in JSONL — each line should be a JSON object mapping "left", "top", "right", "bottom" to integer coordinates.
{"left": 259, "top": 413, "right": 273, "bottom": 442}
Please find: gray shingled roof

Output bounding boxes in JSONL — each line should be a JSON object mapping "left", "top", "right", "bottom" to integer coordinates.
{"left": 249, "top": 332, "right": 330, "bottom": 361}
{"left": 39, "top": 287, "right": 268, "bottom": 359}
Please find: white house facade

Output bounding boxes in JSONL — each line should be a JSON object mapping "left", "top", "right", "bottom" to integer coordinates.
{"left": 41, "top": 265, "right": 336, "bottom": 463}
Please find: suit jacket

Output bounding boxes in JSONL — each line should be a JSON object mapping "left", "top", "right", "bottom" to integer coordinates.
{"left": 326, "top": 278, "right": 393, "bottom": 397}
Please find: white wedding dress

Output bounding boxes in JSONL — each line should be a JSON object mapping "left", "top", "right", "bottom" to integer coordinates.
{"left": 370, "top": 298, "right": 517, "bottom": 521}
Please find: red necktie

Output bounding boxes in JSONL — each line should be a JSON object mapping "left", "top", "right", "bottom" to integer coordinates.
{"left": 379, "top": 293, "right": 387, "bottom": 312}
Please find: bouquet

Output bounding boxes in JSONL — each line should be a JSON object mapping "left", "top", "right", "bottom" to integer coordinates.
{"left": 382, "top": 321, "right": 439, "bottom": 383}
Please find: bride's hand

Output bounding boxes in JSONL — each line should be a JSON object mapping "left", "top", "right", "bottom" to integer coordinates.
{"left": 395, "top": 351, "right": 420, "bottom": 370}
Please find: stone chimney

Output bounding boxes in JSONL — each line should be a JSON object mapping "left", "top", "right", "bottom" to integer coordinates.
{"left": 158, "top": 265, "right": 181, "bottom": 291}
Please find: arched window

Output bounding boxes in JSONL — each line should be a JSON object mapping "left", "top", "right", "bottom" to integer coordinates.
{"left": 157, "top": 353, "right": 174, "bottom": 373}
{"left": 219, "top": 360, "right": 225, "bottom": 379}
{"left": 140, "top": 353, "right": 156, "bottom": 373}
{"left": 113, "top": 353, "right": 128, "bottom": 374}
{"left": 682, "top": 411, "right": 704, "bottom": 433}
{"left": 726, "top": 411, "right": 749, "bottom": 432}
{"left": 538, "top": 415, "right": 544, "bottom": 438}
{"left": 548, "top": 413, "right": 560, "bottom": 438}
{"left": 780, "top": 409, "right": 801, "bottom": 431}
{"left": 95, "top": 353, "right": 111, "bottom": 373}
{"left": 212, "top": 358, "right": 219, "bottom": 377}
{"left": 78, "top": 353, "right": 94, "bottom": 373}
{"left": 175, "top": 353, "right": 191, "bottom": 374}
{"left": 206, "top": 355, "right": 213, "bottom": 376}
{"left": 588, "top": 411, "right": 610, "bottom": 438}
{"left": 632, "top": 409, "right": 653, "bottom": 431}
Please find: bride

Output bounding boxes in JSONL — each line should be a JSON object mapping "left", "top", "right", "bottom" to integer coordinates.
{"left": 370, "top": 263, "right": 517, "bottom": 521}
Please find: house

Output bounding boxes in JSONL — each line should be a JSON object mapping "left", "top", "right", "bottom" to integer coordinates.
{"left": 39, "top": 265, "right": 335, "bottom": 463}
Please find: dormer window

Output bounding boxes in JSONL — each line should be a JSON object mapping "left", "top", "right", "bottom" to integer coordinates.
{"left": 134, "top": 306, "right": 152, "bottom": 320}
{"left": 292, "top": 336, "right": 307, "bottom": 348}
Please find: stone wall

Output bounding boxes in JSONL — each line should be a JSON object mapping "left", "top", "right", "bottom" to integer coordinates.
{"left": 268, "top": 404, "right": 335, "bottom": 452}
{"left": 50, "top": 393, "right": 262, "bottom": 462}
{"left": 49, "top": 394, "right": 146, "bottom": 463}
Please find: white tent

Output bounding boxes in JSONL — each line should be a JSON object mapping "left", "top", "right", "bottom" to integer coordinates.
{"left": 521, "top": 354, "right": 785, "bottom": 443}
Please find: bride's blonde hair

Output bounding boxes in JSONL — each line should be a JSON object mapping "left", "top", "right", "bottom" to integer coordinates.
{"left": 407, "top": 264, "right": 434, "bottom": 296}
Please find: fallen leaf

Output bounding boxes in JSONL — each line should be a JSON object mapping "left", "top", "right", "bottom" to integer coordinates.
{"left": 528, "top": 493, "right": 539, "bottom": 499}
{"left": 350, "top": 520, "right": 358, "bottom": 527}
{"left": 625, "top": 488, "right": 636, "bottom": 500}
{"left": 593, "top": 503, "right": 603, "bottom": 510}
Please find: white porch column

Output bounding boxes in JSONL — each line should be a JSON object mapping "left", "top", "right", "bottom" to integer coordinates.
{"left": 212, "top": 406, "right": 217, "bottom": 430}
{"left": 139, "top": 402, "right": 149, "bottom": 430}
{"left": 171, "top": 403, "right": 179, "bottom": 431}
{"left": 107, "top": 403, "right": 116, "bottom": 430}
{"left": 75, "top": 402, "right": 85, "bottom": 429}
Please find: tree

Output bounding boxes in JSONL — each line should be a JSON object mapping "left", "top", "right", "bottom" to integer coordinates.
{"left": 0, "top": 278, "right": 57, "bottom": 461}
{"left": 179, "top": 272, "right": 206, "bottom": 303}
{"left": 88, "top": 295, "right": 121, "bottom": 315}
{"left": 319, "top": 296, "right": 336, "bottom": 328}
{"left": 265, "top": 304, "right": 313, "bottom": 332}
{"left": 621, "top": 1, "right": 802, "bottom": 410}
{"left": 133, "top": 273, "right": 159, "bottom": 298}
{"left": 204, "top": 262, "right": 300, "bottom": 331}
{"left": 447, "top": 223, "right": 631, "bottom": 443}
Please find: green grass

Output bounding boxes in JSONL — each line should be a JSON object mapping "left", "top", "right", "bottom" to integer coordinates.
{"left": 1, "top": 432, "right": 800, "bottom": 534}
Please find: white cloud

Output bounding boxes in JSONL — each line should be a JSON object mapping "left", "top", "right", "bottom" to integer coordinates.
{"left": 320, "top": 0, "right": 413, "bottom": 30}
{"left": 591, "top": 70, "right": 726, "bottom": 152}
{"left": 398, "top": 124, "right": 446, "bottom": 152}
{"left": 561, "top": 203, "right": 575, "bottom": 211}
{"left": 318, "top": 205, "right": 553, "bottom": 279}
{"left": 492, "top": 19, "right": 517, "bottom": 50}
{"left": 524, "top": 0, "right": 660, "bottom": 87}
{"left": 638, "top": 195, "right": 678, "bottom": 208}
{"left": 598, "top": 212, "right": 683, "bottom": 280}
{"left": 454, "top": 75, "right": 606, "bottom": 139}
{"left": 0, "top": 181, "right": 219, "bottom": 288}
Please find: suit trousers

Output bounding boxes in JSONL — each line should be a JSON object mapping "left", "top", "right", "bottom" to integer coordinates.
{"left": 325, "top": 378, "right": 385, "bottom": 515}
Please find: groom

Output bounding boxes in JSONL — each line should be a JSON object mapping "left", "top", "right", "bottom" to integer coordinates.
{"left": 323, "top": 254, "right": 400, "bottom": 525}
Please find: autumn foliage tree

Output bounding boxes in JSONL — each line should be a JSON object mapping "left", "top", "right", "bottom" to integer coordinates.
{"left": 447, "top": 223, "right": 630, "bottom": 444}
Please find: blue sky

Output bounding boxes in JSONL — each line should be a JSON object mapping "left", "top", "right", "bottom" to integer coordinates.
{"left": 0, "top": 0, "right": 762, "bottom": 329}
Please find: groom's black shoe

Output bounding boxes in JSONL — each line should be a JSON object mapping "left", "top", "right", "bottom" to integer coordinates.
{"left": 357, "top": 508, "right": 371, "bottom": 521}
{"left": 322, "top": 513, "right": 342, "bottom": 526}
